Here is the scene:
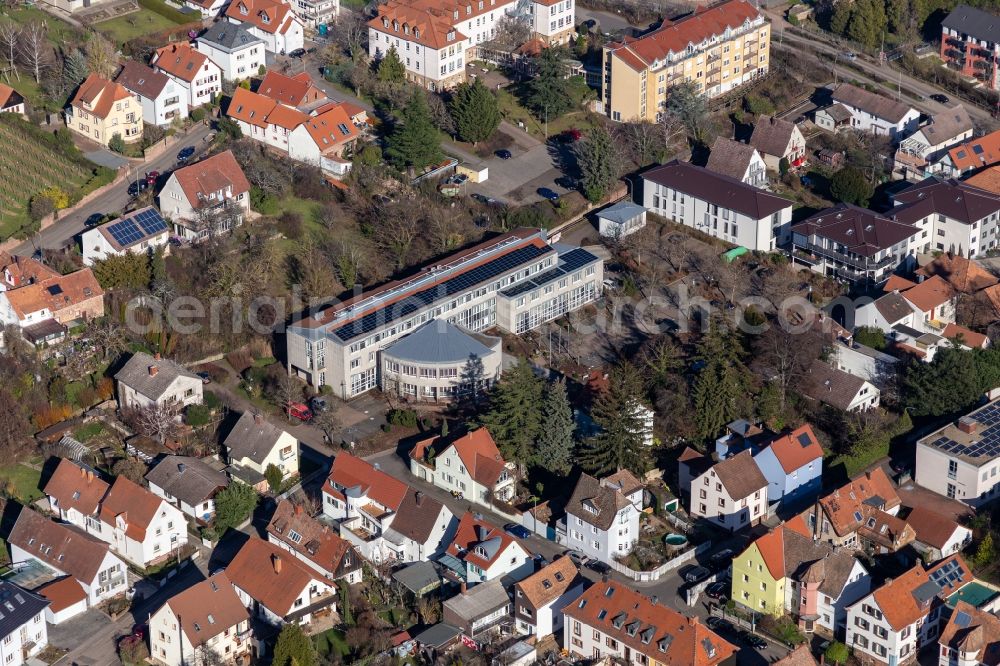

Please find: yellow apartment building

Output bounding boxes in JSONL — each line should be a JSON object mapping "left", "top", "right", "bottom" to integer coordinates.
{"left": 66, "top": 75, "right": 143, "bottom": 147}
{"left": 601, "top": 0, "right": 771, "bottom": 122}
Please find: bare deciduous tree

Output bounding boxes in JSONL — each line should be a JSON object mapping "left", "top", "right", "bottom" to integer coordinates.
{"left": 0, "top": 21, "right": 19, "bottom": 80}
{"left": 18, "top": 21, "right": 50, "bottom": 84}
{"left": 85, "top": 33, "right": 117, "bottom": 79}
{"left": 753, "top": 325, "right": 824, "bottom": 413}
{"left": 486, "top": 14, "right": 530, "bottom": 51}
{"left": 616, "top": 121, "right": 665, "bottom": 167}
{"left": 127, "top": 403, "right": 180, "bottom": 445}
{"left": 375, "top": 202, "right": 421, "bottom": 270}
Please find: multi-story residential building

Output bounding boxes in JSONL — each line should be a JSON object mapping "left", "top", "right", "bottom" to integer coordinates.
{"left": 800, "top": 468, "right": 906, "bottom": 551}
{"left": 148, "top": 573, "right": 252, "bottom": 666}
{"left": 938, "top": 600, "right": 1000, "bottom": 666}
{"left": 564, "top": 580, "right": 738, "bottom": 664}
{"left": 750, "top": 115, "right": 806, "bottom": 171}
{"left": 225, "top": 0, "right": 305, "bottom": 55}
{"left": 145, "top": 455, "right": 230, "bottom": 523}
{"left": 894, "top": 106, "right": 974, "bottom": 178}
{"left": 287, "top": 103, "right": 361, "bottom": 175}
{"left": 323, "top": 452, "right": 455, "bottom": 563}
{"left": 443, "top": 511, "right": 534, "bottom": 584}
{"left": 935, "top": 129, "right": 1000, "bottom": 177}
{"left": 152, "top": 43, "right": 222, "bottom": 110}
{"left": 705, "top": 137, "right": 768, "bottom": 189}
{"left": 408, "top": 428, "right": 515, "bottom": 507}
{"left": 196, "top": 23, "right": 266, "bottom": 82}
{"left": 791, "top": 204, "right": 922, "bottom": 286}
{"left": 846, "top": 555, "right": 974, "bottom": 665}
{"left": 115, "top": 351, "right": 203, "bottom": 412}
{"left": 800, "top": 360, "right": 882, "bottom": 413}
{"left": 93, "top": 476, "right": 189, "bottom": 567}
{"left": 226, "top": 538, "right": 336, "bottom": 626}
{"left": 367, "top": 0, "right": 520, "bottom": 90}
{"left": 815, "top": 83, "right": 920, "bottom": 141}
{"left": 940, "top": 5, "right": 1000, "bottom": 91}
{"left": 641, "top": 161, "right": 793, "bottom": 251}
{"left": 891, "top": 177, "right": 1000, "bottom": 257}
{"left": 733, "top": 517, "right": 871, "bottom": 636}
{"left": 751, "top": 424, "right": 823, "bottom": 505}
{"left": 8, "top": 508, "right": 128, "bottom": 621}
{"left": 0, "top": 583, "right": 48, "bottom": 666}
{"left": 44, "top": 459, "right": 109, "bottom": 528}
{"left": 916, "top": 399, "right": 1000, "bottom": 507}
{"left": 222, "top": 411, "right": 299, "bottom": 489}
{"left": 529, "top": 0, "right": 574, "bottom": 45}
{"left": 114, "top": 62, "right": 187, "bottom": 127}
{"left": 81, "top": 207, "right": 171, "bottom": 266}
{"left": 289, "top": 0, "right": 338, "bottom": 28}
{"left": 907, "top": 506, "right": 973, "bottom": 563}
{"left": 266, "top": 499, "right": 363, "bottom": 584}
{"left": 228, "top": 86, "right": 309, "bottom": 154}
{"left": 563, "top": 473, "right": 641, "bottom": 562}
{"left": 443, "top": 579, "right": 512, "bottom": 639}
{"left": 285, "top": 228, "right": 602, "bottom": 398}
{"left": 65, "top": 74, "right": 142, "bottom": 146}
{"left": 159, "top": 150, "right": 252, "bottom": 240}
{"left": 688, "top": 450, "right": 768, "bottom": 532}
{"left": 382, "top": 320, "right": 502, "bottom": 401}
{"left": 513, "top": 556, "right": 584, "bottom": 638}
{"left": 0, "top": 268, "right": 104, "bottom": 346}
{"left": 602, "top": 0, "right": 769, "bottom": 122}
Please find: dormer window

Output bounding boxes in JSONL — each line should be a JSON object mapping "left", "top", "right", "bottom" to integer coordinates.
{"left": 414, "top": 28, "right": 420, "bottom": 38}
{"left": 466, "top": 4, "right": 471, "bottom": 13}
{"left": 239, "top": 2, "right": 248, "bottom": 14}
{"left": 403, "top": 23, "right": 409, "bottom": 34}
{"left": 260, "top": 11, "right": 270, "bottom": 23}
{"left": 453, "top": 9, "right": 458, "bottom": 18}
{"left": 393, "top": 20, "right": 398, "bottom": 30}
{"left": 382, "top": 17, "right": 389, "bottom": 27}
{"left": 447, "top": 30, "right": 455, "bottom": 41}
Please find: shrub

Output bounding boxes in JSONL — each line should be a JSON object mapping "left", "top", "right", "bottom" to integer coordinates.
{"left": 38, "top": 186, "right": 70, "bottom": 209}
{"left": 203, "top": 390, "right": 222, "bottom": 410}
{"left": 185, "top": 404, "right": 211, "bottom": 427}
{"left": 29, "top": 194, "right": 55, "bottom": 222}
{"left": 277, "top": 211, "right": 304, "bottom": 239}
{"left": 387, "top": 408, "right": 418, "bottom": 428}
{"left": 118, "top": 635, "right": 149, "bottom": 666}
{"left": 264, "top": 464, "right": 283, "bottom": 493}
{"left": 250, "top": 186, "right": 279, "bottom": 214}
{"left": 108, "top": 133, "right": 126, "bottom": 154}
{"left": 190, "top": 107, "right": 206, "bottom": 122}
{"left": 855, "top": 326, "right": 886, "bottom": 350}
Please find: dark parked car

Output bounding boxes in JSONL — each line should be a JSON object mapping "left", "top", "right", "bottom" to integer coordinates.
{"left": 196, "top": 372, "right": 211, "bottom": 384}
{"left": 682, "top": 565, "right": 711, "bottom": 584}
{"left": 471, "top": 193, "right": 502, "bottom": 206}
{"left": 288, "top": 48, "right": 306, "bottom": 58}
{"left": 931, "top": 93, "right": 950, "bottom": 104}
{"left": 310, "top": 396, "right": 329, "bottom": 412}
{"left": 84, "top": 213, "right": 105, "bottom": 227}
{"left": 504, "top": 523, "right": 531, "bottom": 539}
{"left": 495, "top": 149, "right": 512, "bottom": 159}
{"left": 585, "top": 560, "right": 612, "bottom": 575}
{"left": 711, "top": 548, "right": 735, "bottom": 567}
{"left": 127, "top": 180, "right": 149, "bottom": 196}
{"left": 706, "top": 617, "right": 733, "bottom": 633}
{"left": 538, "top": 187, "right": 560, "bottom": 201}
{"left": 739, "top": 632, "right": 768, "bottom": 650}
{"left": 705, "top": 582, "right": 728, "bottom": 600}
{"left": 177, "top": 146, "right": 196, "bottom": 163}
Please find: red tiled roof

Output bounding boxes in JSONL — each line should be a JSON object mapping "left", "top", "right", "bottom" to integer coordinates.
{"left": 225, "top": 538, "right": 322, "bottom": 616}
{"left": 70, "top": 75, "right": 133, "bottom": 120}
{"left": 872, "top": 554, "right": 972, "bottom": 631}
{"left": 900, "top": 275, "right": 955, "bottom": 313}
{"left": 445, "top": 428, "right": 507, "bottom": 488}
{"left": 228, "top": 87, "right": 276, "bottom": 128}
{"left": 265, "top": 102, "right": 310, "bottom": 129}
{"left": 164, "top": 572, "right": 249, "bottom": 646}
{"left": 818, "top": 468, "right": 900, "bottom": 537}
{"left": 906, "top": 506, "right": 965, "bottom": 550}
{"left": 299, "top": 104, "right": 359, "bottom": 153}
{"left": 948, "top": 129, "right": 1000, "bottom": 172}
{"left": 4, "top": 269, "right": 104, "bottom": 320}
{"left": 767, "top": 424, "right": 823, "bottom": 474}
{"left": 0, "top": 251, "right": 59, "bottom": 288}
{"left": 882, "top": 275, "right": 918, "bottom": 292}
{"left": 258, "top": 70, "right": 325, "bottom": 108}
{"left": 171, "top": 150, "right": 251, "bottom": 211}
{"left": 754, "top": 526, "right": 785, "bottom": 581}
{"left": 0, "top": 82, "right": 23, "bottom": 110}
{"left": 99, "top": 476, "right": 165, "bottom": 542}
{"left": 43, "top": 458, "right": 110, "bottom": 518}
{"left": 226, "top": 0, "right": 300, "bottom": 35}
{"left": 325, "top": 452, "right": 408, "bottom": 511}
{"left": 564, "top": 580, "right": 737, "bottom": 665}
{"left": 915, "top": 253, "right": 999, "bottom": 294}
{"left": 943, "top": 322, "right": 989, "bottom": 348}
{"left": 447, "top": 511, "right": 523, "bottom": 570}
{"left": 369, "top": 2, "right": 467, "bottom": 50}
{"left": 153, "top": 42, "right": 212, "bottom": 84}
{"left": 267, "top": 499, "right": 360, "bottom": 577}
{"left": 37, "top": 577, "right": 86, "bottom": 612}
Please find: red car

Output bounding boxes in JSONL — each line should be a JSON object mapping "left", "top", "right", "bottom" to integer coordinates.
{"left": 287, "top": 402, "right": 313, "bottom": 422}
{"left": 145, "top": 171, "right": 160, "bottom": 186}
{"left": 560, "top": 128, "right": 582, "bottom": 143}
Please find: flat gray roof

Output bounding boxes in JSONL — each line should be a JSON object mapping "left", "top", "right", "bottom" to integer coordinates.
{"left": 383, "top": 320, "right": 498, "bottom": 365}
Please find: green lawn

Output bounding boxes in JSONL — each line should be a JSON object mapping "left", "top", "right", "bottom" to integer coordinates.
{"left": 495, "top": 88, "right": 599, "bottom": 141}
{"left": 95, "top": 9, "right": 181, "bottom": 44}
{"left": 2, "top": 7, "right": 83, "bottom": 110}
{"left": 73, "top": 421, "right": 105, "bottom": 443}
{"left": 0, "top": 465, "right": 43, "bottom": 504}
{"left": 314, "top": 629, "right": 350, "bottom": 658}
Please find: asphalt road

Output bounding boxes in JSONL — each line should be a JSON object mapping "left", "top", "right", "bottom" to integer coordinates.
{"left": 14, "top": 122, "right": 215, "bottom": 255}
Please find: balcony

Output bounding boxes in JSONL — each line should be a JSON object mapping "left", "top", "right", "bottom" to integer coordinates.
{"left": 340, "top": 516, "right": 380, "bottom": 543}
{"left": 796, "top": 242, "right": 898, "bottom": 271}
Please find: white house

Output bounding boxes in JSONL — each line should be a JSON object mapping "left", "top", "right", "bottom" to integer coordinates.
{"left": 93, "top": 476, "right": 189, "bottom": 568}
{"left": 444, "top": 511, "right": 534, "bottom": 584}
{"left": 158, "top": 149, "right": 252, "bottom": 240}
{"left": 750, "top": 115, "right": 807, "bottom": 171}
{"left": 597, "top": 201, "right": 647, "bottom": 239}
{"left": 8, "top": 508, "right": 128, "bottom": 619}
{"left": 642, "top": 160, "right": 794, "bottom": 251}
{"left": 939, "top": 601, "right": 1000, "bottom": 666}
{"left": 266, "top": 499, "right": 363, "bottom": 584}
{"left": 196, "top": 22, "right": 266, "bottom": 82}
{"left": 43, "top": 458, "right": 109, "bottom": 529}
{"left": 818, "top": 83, "right": 920, "bottom": 141}
{"left": 915, "top": 399, "right": 1000, "bottom": 507}
{"left": 183, "top": 0, "right": 228, "bottom": 17}
{"left": 227, "top": 86, "right": 308, "bottom": 153}
{"left": 145, "top": 455, "right": 230, "bottom": 523}
{"left": 0, "top": 83, "right": 26, "bottom": 117}
{"left": 529, "top": 0, "right": 575, "bottom": 45}
{"left": 222, "top": 411, "right": 299, "bottom": 490}
{"left": 288, "top": 0, "right": 338, "bottom": 29}
{"left": 799, "top": 360, "right": 882, "bottom": 413}
{"left": 225, "top": 0, "right": 305, "bottom": 55}
{"left": 324, "top": 452, "right": 455, "bottom": 563}
{"left": 81, "top": 207, "right": 171, "bottom": 267}
{"left": 706, "top": 137, "right": 769, "bottom": 189}
{"left": 751, "top": 424, "right": 823, "bottom": 505}
{"left": 891, "top": 177, "right": 1000, "bottom": 258}
{"left": 895, "top": 105, "right": 973, "bottom": 172}
{"left": 563, "top": 472, "right": 641, "bottom": 563}
{"left": 0, "top": 583, "right": 49, "bottom": 666}
{"left": 225, "top": 538, "right": 336, "bottom": 626}
{"left": 689, "top": 450, "right": 768, "bottom": 532}
{"left": 114, "top": 351, "right": 203, "bottom": 412}
{"left": 408, "top": 428, "right": 514, "bottom": 508}
{"left": 148, "top": 573, "right": 252, "bottom": 666}
{"left": 846, "top": 555, "right": 973, "bottom": 665}
{"left": 114, "top": 61, "right": 187, "bottom": 127}
{"left": 513, "top": 556, "right": 584, "bottom": 638}
{"left": 286, "top": 103, "right": 360, "bottom": 175}
{"left": 906, "top": 506, "right": 973, "bottom": 562}
{"left": 152, "top": 42, "right": 222, "bottom": 110}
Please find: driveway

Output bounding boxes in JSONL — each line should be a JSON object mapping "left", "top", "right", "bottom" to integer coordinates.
{"left": 83, "top": 149, "right": 128, "bottom": 170}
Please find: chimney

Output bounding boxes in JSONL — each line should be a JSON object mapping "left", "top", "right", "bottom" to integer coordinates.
{"left": 87, "top": 470, "right": 94, "bottom": 482}
{"left": 154, "top": 352, "right": 161, "bottom": 360}
{"left": 958, "top": 417, "right": 978, "bottom": 435}
{"left": 865, "top": 470, "right": 872, "bottom": 480}
{"left": 80, "top": 466, "right": 86, "bottom": 479}
{"left": 295, "top": 504, "right": 303, "bottom": 516}
{"left": 460, "top": 581, "right": 467, "bottom": 594}
{"left": 415, "top": 491, "right": 424, "bottom": 507}
{"left": 254, "top": 412, "right": 262, "bottom": 424}
{"left": 149, "top": 365, "right": 158, "bottom": 377}
{"left": 178, "top": 463, "right": 186, "bottom": 474}
{"left": 602, "top": 573, "right": 610, "bottom": 583}
{"left": 271, "top": 554, "right": 282, "bottom": 573}
{"left": 650, "top": 595, "right": 658, "bottom": 605}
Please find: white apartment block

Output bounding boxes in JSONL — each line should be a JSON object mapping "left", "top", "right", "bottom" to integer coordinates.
{"left": 196, "top": 23, "right": 267, "bottom": 82}
{"left": 892, "top": 178, "right": 1000, "bottom": 257}
{"left": 530, "top": 0, "right": 574, "bottom": 45}
{"left": 286, "top": 228, "right": 602, "bottom": 398}
{"left": 916, "top": 399, "right": 1000, "bottom": 507}
{"left": 642, "top": 160, "right": 793, "bottom": 251}
{"left": 291, "top": 0, "right": 338, "bottom": 27}
{"left": 563, "top": 473, "right": 641, "bottom": 563}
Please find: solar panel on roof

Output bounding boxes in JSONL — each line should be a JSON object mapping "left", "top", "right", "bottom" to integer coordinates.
{"left": 798, "top": 433, "right": 811, "bottom": 447}
{"left": 106, "top": 209, "right": 168, "bottom": 247}
{"left": 955, "top": 610, "right": 972, "bottom": 628}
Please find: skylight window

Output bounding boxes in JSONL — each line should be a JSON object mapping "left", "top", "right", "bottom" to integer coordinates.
{"left": 289, "top": 530, "right": 303, "bottom": 544}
